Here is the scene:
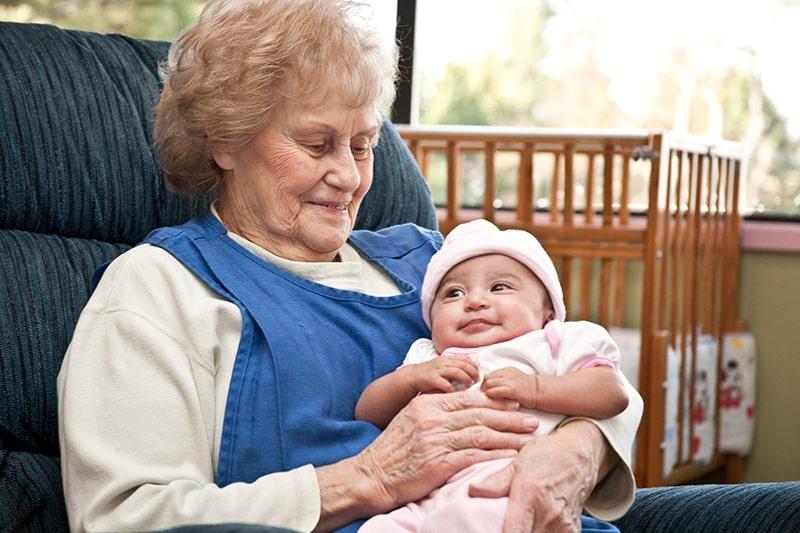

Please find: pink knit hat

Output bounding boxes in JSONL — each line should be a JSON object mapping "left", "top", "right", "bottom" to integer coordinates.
{"left": 421, "top": 219, "right": 566, "bottom": 328}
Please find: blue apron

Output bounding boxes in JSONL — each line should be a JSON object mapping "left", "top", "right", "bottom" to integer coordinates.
{"left": 143, "top": 213, "right": 439, "bottom": 531}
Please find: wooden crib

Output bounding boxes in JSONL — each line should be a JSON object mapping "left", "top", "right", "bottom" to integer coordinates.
{"left": 395, "top": 125, "right": 745, "bottom": 488}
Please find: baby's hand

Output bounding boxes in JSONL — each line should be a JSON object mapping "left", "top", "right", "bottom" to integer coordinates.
{"left": 481, "top": 367, "right": 538, "bottom": 408}
{"left": 404, "top": 355, "right": 480, "bottom": 394}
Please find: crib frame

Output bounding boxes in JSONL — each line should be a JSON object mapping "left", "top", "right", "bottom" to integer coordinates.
{"left": 396, "top": 125, "right": 745, "bottom": 487}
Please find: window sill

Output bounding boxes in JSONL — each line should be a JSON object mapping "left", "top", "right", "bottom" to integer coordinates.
{"left": 741, "top": 220, "right": 800, "bottom": 253}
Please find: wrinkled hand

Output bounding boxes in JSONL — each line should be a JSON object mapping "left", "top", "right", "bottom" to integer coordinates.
{"left": 406, "top": 355, "right": 480, "bottom": 393}
{"left": 357, "top": 389, "right": 539, "bottom": 512}
{"left": 481, "top": 367, "right": 538, "bottom": 408}
{"left": 468, "top": 421, "right": 607, "bottom": 533}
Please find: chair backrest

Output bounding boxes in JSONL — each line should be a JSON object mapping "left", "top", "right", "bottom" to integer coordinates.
{"left": 0, "top": 21, "right": 435, "bottom": 531}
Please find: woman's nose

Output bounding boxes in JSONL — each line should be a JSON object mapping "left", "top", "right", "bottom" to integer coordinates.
{"left": 326, "top": 149, "right": 361, "bottom": 192}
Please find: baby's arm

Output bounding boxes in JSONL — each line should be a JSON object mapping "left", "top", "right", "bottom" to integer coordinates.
{"left": 355, "top": 355, "right": 479, "bottom": 428}
{"left": 481, "top": 366, "right": 628, "bottom": 419}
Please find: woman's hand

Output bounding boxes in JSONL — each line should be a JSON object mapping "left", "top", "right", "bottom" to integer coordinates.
{"left": 468, "top": 420, "right": 612, "bottom": 533}
{"left": 316, "top": 390, "right": 538, "bottom": 530}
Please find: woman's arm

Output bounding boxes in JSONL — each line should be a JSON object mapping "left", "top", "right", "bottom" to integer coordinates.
{"left": 482, "top": 366, "right": 628, "bottom": 419}
{"left": 355, "top": 355, "right": 480, "bottom": 428}
{"left": 58, "top": 247, "right": 322, "bottom": 532}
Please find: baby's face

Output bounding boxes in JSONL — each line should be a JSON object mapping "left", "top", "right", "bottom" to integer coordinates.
{"left": 430, "top": 254, "right": 553, "bottom": 353}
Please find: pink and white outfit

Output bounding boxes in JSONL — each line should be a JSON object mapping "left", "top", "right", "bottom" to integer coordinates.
{"left": 359, "top": 319, "right": 622, "bottom": 533}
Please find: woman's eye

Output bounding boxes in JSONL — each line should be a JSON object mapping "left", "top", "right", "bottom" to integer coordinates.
{"left": 491, "top": 283, "right": 510, "bottom": 292}
{"left": 305, "top": 143, "right": 327, "bottom": 154}
{"left": 351, "top": 144, "right": 372, "bottom": 160}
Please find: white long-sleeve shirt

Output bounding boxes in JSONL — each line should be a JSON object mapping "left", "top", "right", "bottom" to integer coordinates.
{"left": 57, "top": 224, "right": 641, "bottom": 532}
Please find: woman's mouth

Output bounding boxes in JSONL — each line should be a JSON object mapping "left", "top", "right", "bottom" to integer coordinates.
{"left": 312, "top": 201, "right": 348, "bottom": 212}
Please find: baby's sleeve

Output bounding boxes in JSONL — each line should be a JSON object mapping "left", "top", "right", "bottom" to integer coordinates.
{"left": 555, "top": 321, "right": 621, "bottom": 375}
{"left": 401, "top": 338, "right": 439, "bottom": 366}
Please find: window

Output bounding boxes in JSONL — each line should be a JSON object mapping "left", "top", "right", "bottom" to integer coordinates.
{"left": 411, "top": 0, "right": 800, "bottom": 219}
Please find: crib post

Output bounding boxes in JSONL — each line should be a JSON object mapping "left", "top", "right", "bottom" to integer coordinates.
{"left": 638, "top": 132, "right": 671, "bottom": 487}
{"left": 646, "top": 331, "right": 670, "bottom": 486}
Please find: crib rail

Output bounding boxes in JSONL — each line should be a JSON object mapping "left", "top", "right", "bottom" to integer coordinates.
{"left": 396, "top": 125, "right": 744, "bottom": 487}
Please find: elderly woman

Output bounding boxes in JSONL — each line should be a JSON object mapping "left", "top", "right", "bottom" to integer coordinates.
{"left": 57, "top": 1, "right": 642, "bottom": 532}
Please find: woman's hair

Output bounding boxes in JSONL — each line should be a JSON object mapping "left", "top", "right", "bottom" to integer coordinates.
{"left": 155, "top": 0, "right": 398, "bottom": 194}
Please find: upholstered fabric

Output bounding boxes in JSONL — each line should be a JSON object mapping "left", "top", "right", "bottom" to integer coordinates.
{"left": 0, "top": 23, "right": 209, "bottom": 244}
{"left": 0, "top": 231, "right": 129, "bottom": 455}
{"left": 614, "top": 482, "right": 800, "bottom": 531}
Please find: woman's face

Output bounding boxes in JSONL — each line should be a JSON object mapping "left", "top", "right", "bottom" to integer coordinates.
{"left": 215, "top": 100, "right": 381, "bottom": 262}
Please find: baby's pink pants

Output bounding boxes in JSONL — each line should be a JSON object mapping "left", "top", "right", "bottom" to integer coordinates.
{"left": 359, "top": 457, "right": 512, "bottom": 533}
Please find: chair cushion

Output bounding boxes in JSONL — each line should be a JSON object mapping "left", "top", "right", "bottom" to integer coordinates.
{"left": 0, "top": 22, "right": 208, "bottom": 244}
{"left": 0, "top": 450, "right": 67, "bottom": 532}
{"left": 613, "top": 482, "right": 800, "bottom": 531}
{"left": 0, "top": 230, "right": 129, "bottom": 454}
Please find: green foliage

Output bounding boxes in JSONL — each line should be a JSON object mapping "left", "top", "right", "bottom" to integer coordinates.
{"left": 421, "top": 0, "right": 551, "bottom": 126}
{"left": 0, "top": 0, "right": 203, "bottom": 40}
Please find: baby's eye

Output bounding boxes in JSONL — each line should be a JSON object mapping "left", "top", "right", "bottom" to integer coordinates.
{"left": 444, "top": 287, "right": 465, "bottom": 298}
{"left": 491, "top": 283, "right": 511, "bottom": 292}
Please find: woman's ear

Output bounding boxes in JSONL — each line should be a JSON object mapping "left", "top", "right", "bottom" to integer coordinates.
{"left": 212, "top": 150, "right": 236, "bottom": 171}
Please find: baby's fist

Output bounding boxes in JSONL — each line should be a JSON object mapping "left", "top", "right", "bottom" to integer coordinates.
{"left": 481, "top": 367, "right": 538, "bottom": 408}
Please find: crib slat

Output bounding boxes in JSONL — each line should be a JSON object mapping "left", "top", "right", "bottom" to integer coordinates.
{"left": 701, "top": 155, "right": 715, "bottom": 333}
{"left": 550, "top": 152, "right": 561, "bottom": 223}
{"left": 483, "top": 142, "right": 496, "bottom": 222}
{"left": 711, "top": 157, "right": 725, "bottom": 339}
{"left": 686, "top": 152, "right": 704, "bottom": 466}
{"left": 564, "top": 144, "right": 575, "bottom": 226}
{"left": 585, "top": 153, "right": 595, "bottom": 224}
{"left": 602, "top": 145, "right": 614, "bottom": 227}
{"left": 620, "top": 153, "right": 631, "bottom": 226}
{"left": 562, "top": 256, "right": 572, "bottom": 316}
{"left": 656, "top": 150, "right": 675, "bottom": 332}
{"left": 580, "top": 258, "right": 593, "bottom": 319}
{"left": 598, "top": 258, "right": 612, "bottom": 326}
{"left": 613, "top": 260, "right": 626, "bottom": 326}
{"left": 446, "top": 141, "right": 461, "bottom": 230}
{"left": 723, "top": 159, "right": 742, "bottom": 331}
{"left": 672, "top": 150, "right": 687, "bottom": 463}
{"left": 680, "top": 151, "right": 698, "bottom": 465}
{"left": 517, "top": 143, "right": 534, "bottom": 223}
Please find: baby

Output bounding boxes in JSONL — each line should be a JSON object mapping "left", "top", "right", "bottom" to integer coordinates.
{"left": 356, "top": 219, "right": 628, "bottom": 533}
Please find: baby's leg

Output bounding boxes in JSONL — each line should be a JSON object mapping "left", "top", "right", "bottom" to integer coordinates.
{"left": 419, "top": 457, "right": 512, "bottom": 533}
{"left": 359, "top": 458, "right": 512, "bottom": 533}
{"left": 417, "top": 458, "right": 621, "bottom": 533}
{"left": 358, "top": 501, "right": 423, "bottom": 532}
